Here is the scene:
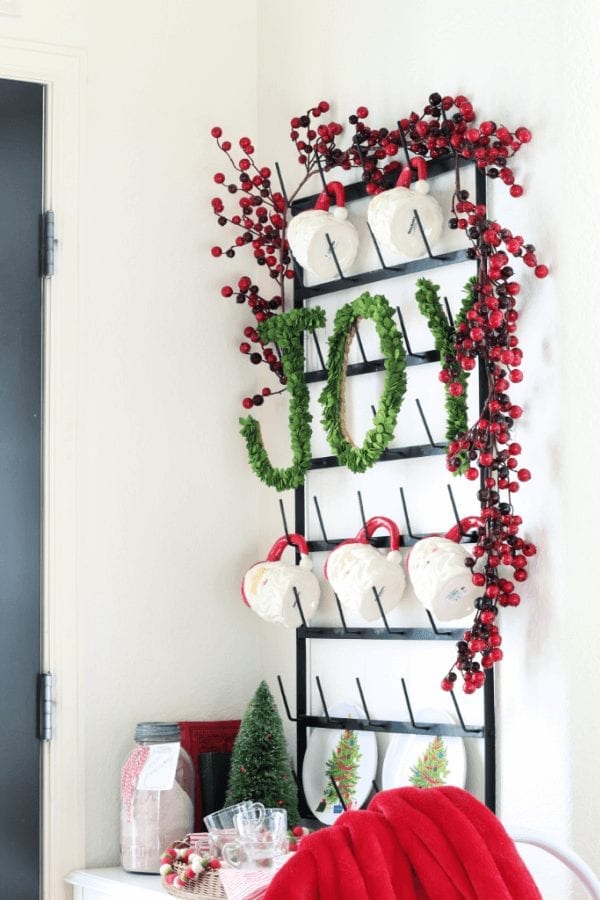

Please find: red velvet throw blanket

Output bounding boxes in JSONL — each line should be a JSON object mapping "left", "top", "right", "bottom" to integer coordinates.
{"left": 264, "top": 787, "right": 541, "bottom": 899}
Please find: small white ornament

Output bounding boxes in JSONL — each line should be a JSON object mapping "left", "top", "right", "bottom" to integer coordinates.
{"left": 287, "top": 180, "right": 359, "bottom": 279}
{"left": 325, "top": 516, "right": 405, "bottom": 622}
{"left": 367, "top": 156, "right": 443, "bottom": 259}
{"left": 242, "top": 533, "right": 320, "bottom": 627}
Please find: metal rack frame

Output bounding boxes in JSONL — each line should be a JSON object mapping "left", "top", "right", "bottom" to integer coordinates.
{"left": 276, "top": 155, "right": 496, "bottom": 817}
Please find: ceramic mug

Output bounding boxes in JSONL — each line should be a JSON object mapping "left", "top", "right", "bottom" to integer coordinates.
{"left": 203, "top": 800, "right": 265, "bottom": 858}
{"left": 286, "top": 180, "right": 359, "bottom": 279}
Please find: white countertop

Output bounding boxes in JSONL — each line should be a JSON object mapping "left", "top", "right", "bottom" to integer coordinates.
{"left": 66, "top": 867, "right": 168, "bottom": 896}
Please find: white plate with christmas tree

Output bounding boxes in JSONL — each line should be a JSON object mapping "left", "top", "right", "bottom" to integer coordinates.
{"left": 381, "top": 707, "right": 466, "bottom": 791}
{"left": 302, "top": 700, "right": 377, "bottom": 825}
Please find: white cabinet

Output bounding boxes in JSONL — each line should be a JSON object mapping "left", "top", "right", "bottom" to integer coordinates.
{"left": 66, "top": 868, "right": 167, "bottom": 900}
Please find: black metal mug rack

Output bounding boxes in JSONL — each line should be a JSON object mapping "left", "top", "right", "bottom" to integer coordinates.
{"left": 274, "top": 155, "right": 496, "bottom": 819}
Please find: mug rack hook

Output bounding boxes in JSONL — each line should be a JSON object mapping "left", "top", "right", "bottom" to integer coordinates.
{"left": 443, "top": 295, "right": 454, "bottom": 328}
{"left": 334, "top": 592, "right": 349, "bottom": 633}
{"left": 356, "top": 489, "right": 368, "bottom": 533}
{"left": 411, "top": 206, "right": 442, "bottom": 261}
{"left": 293, "top": 587, "right": 308, "bottom": 628}
{"left": 311, "top": 328, "right": 327, "bottom": 371}
{"left": 278, "top": 497, "right": 292, "bottom": 544}
{"left": 398, "top": 486, "right": 417, "bottom": 540}
{"left": 401, "top": 677, "right": 431, "bottom": 731}
{"left": 274, "top": 160, "right": 304, "bottom": 289}
{"left": 314, "top": 149, "right": 330, "bottom": 193}
{"left": 448, "top": 687, "right": 482, "bottom": 734}
{"left": 415, "top": 398, "right": 445, "bottom": 449}
{"left": 425, "top": 608, "right": 453, "bottom": 637}
{"left": 396, "top": 306, "right": 427, "bottom": 359}
{"left": 355, "top": 676, "right": 374, "bottom": 725}
{"left": 312, "top": 494, "right": 330, "bottom": 544}
{"left": 364, "top": 220, "right": 405, "bottom": 274}
{"left": 324, "top": 232, "right": 357, "bottom": 284}
{"left": 446, "top": 484, "right": 479, "bottom": 540}
{"left": 329, "top": 775, "right": 348, "bottom": 811}
{"left": 276, "top": 675, "right": 297, "bottom": 722}
{"left": 372, "top": 587, "right": 405, "bottom": 635}
{"left": 353, "top": 321, "right": 369, "bottom": 363}
{"left": 315, "top": 675, "right": 330, "bottom": 721}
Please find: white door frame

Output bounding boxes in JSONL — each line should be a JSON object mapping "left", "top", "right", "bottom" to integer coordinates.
{"left": 0, "top": 38, "right": 84, "bottom": 900}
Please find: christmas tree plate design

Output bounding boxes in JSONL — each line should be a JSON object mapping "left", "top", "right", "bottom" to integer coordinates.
{"left": 302, "top": 701, "right": 377, "bottom": 825}
{"left": 381, "top": 707, "right": 466, "bottom": 791}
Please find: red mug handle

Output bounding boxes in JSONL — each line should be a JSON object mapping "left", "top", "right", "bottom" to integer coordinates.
{"left": 396, "top": 156, "right": 428, "bottom": 189}
{"left": 354, "top": 516, "right": 401, "bottom": 552}
{"left": 314, "top": 180, "right": 347, "bottom": 212}
{"left": 444, "top": 517, "right": 483, "bottom": 544}
{"left": 266, "top": 533, "right": 310, "bottom": 562}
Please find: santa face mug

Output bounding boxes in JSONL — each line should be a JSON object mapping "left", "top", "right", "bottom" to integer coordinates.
{"left": 407, "top": 517, "right": 483, "bottom": 622}
{"left": 367, "top": 156, "right": 443, "bottom": 259}
{"left": 241, "top": 533, "right": 320, "bottom": 627}
{"left": 286, "top": 180, "right": 359, "bottom": 279}
{"left": 324, "top": 516, "right": 405, "bottom": 622}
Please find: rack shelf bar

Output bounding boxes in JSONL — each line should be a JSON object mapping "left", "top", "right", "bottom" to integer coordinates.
{"left": 295, "top": 250, "right": 468, "bottom": 302}
{"left": 304, "top": 350, "right": 439, "bottom": 384}
{"left": 301, "top": 714, "right": 482, "bottom": 738}
{"left": 297, "top": 626, "right": 464, "bottom": 641}
{"left": 309, "top": 443, "right": 445, "bottom": 471}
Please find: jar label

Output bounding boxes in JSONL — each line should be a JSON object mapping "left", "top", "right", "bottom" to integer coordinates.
{"left": 136, "top": 742, "right": 180, "bottom": 791}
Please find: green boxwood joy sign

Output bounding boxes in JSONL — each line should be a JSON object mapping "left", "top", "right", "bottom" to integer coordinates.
{"left": 240, "top": 282, "right": 470, "bottom": 490}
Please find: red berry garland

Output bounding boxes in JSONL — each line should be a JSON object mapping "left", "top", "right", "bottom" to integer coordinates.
{"left": 210, "top": 93, "right": 547, "bottom": 691}
{"left": 160, "top": 842, "right": 220, "bottom": 890}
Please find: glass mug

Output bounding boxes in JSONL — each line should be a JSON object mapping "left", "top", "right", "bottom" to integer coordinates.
{"left": 223, "top": 808, "right": 288, "bottom": 869}
{"left": 203, "top": 801, "right": 265, "bottom": 859}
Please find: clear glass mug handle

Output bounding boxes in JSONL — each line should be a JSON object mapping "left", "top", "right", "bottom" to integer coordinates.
{"left": 235, "top": 801, "right": 265, "bottom": 833}
{"left": 249, "top": 801, "right": 265, "bottom": 825}
{"left": 222, "top": 840, "right": 244, "bottom": 868}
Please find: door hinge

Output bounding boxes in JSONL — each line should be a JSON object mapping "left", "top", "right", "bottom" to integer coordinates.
{"left": 41, "top": 210, "right": 55, "bottom": 277}
{"left": 37, "top": 672, "right": 53, "bottom": 741}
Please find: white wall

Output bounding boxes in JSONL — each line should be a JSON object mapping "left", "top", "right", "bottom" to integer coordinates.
{"left": 254, "top": 2, "right": 600, "bottom": 897}
{"left": 0, "top": 0, "right": 272, "bottom": 878}
{"left": 1, "top": 1, "right": 597, "bottom": 897}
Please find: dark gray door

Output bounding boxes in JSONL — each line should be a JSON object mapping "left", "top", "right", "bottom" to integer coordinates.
{"left": 0, "top": 78, "right": 44, "bottom": 900}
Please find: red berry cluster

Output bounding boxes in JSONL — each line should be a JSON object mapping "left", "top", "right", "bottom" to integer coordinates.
{"left": 349, "top": 92, "right": 533, "bottom": 198}
{"left": 210, "top": 97, "right": 546, "bottom": 693}
{"left": 289, "top": 100, "right": 350, "bottom": 171}
{"left": 210, "top": 126, "right": 298, "bottom": 406}
{"left": 431, "top": 106, "right": 545, "bottom": 692}
{"left": 440, "top": 234, "right": 541, "bottom": 691}
{"left": 343, "top": 94, "right": 547, "bottom": 692}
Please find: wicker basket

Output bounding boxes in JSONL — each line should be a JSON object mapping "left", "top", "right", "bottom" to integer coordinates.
{"left": 162, "top": 863, "right": 225, "bottom": 899}
{"left": 161, "top": 837, "right": 226, "bottom": 899}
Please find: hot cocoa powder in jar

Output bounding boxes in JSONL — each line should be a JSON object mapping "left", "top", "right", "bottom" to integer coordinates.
{"left": 120, "top": 722, "right": 194, "bottom": 873}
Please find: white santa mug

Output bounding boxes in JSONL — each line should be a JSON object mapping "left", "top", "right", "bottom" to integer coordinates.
{"left": 287, "top": 180, "right": 359, "bottom": 279}
{"left": 324, "top": 516, "right": 405, "bottom": 622}
{"left": 407, "top": 517, "right": 482, "bottom": 622}
{"left": 367, "top": 156, "right": 443, "bottom": 259}
{"left": 241, "top": 533, "right": 320, "bottom": 627}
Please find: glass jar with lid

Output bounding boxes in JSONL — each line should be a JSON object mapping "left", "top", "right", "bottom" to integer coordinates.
{"left": 120, "top": 722, "right": 194, "bottom": 873}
